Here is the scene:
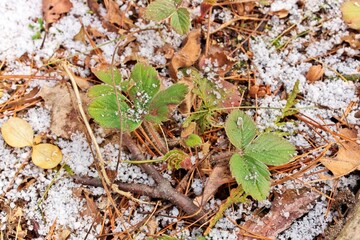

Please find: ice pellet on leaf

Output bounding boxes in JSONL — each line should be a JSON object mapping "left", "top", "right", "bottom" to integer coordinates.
{"left": 32, "top": 143, "right": 63, "bottom": 169}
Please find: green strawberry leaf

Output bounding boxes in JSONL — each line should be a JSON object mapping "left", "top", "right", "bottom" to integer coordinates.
{"left": 170, "top": 8, "right": 190, "bottom": 35}
{"left": 224, "top": 110, "right": 256, "bottom": 150}
{"left": 145, "top": 83, "right": 188, "bottom": 124}
{"left": 144, "top": 0, "right": 177, "bottom": 21}
{"left": 245, "top": 133, "right": 296, "bottom": 166}
{"left": 93, "top": 66, "right": 122, "bottom": 86}
{"left": 88, "top": 85, "right": 115, "bottom": 98}
{"left": 88, "top": 94, "right": 141, "bottom": 131}
{"left": 184, "top": 133, "right": 202, "bottom": 147}
{"left": 230, "top": 153, "right": 271, "bottom": 201}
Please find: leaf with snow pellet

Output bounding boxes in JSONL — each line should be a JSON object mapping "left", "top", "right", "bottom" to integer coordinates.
{"left": 170, "top": 8, "right": 190, "bottom": 35}
{"left": 145, "top": 83, "right": 188, "bottom": 124}
{"left": 32, "top": 143, "right": 63, "bottom": 169}
{"left": 341, "top": 0, "right": 360, "bottom": 30}
{"left": 129, "top": 63, "right": 160, "bottom": 110}
{"left": 42, "top": 0, "right": 73, "bottom": 29}
{"left": 230, "top": 153, "right": 270, "bottom": 201}
{"left": 87, "top": 85, "right": 115, "bottom": 98}
{"left": 92, "top": 65, "right": 122, "bottom": 86}
{"left": 144, "top": 0, "right": 177, "bottom": 21}
{"left": 1, "top": 117, "right": 34, "bottom": 148}
{"left": 244, "top": 133, "right": 296, "bottom": 166}
{"left": 225, "top": 110, "right": 256, "bottom": 150}
{"left": 88, "top": 94, "right": 140, "bottom": 131}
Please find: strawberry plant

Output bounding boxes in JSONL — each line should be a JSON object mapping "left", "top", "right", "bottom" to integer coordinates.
{"left": 144, "top": 0, "right": 190, "bottom": 35}
{"left": 87, "top": 63, "right": 188, "bottom": 131}
{"left": 225, "top": 109, "right": 296, "bottom": 200}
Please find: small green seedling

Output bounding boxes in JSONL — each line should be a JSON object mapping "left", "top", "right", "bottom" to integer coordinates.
{"left": 87, "top": 63, "right": 188, "bottom": 132}
{"left": 145, "top": 0, "right": 190, "bottom": 35}
{"left": 225, "top": 110, "right": 296, "bottom": 200}
{"left": 29, "top": 18, "right": 44, "bottom": 40}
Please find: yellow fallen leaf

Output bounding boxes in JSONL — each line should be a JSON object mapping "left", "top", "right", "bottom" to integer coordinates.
{"left": 320, "top": 129, "right": 360, "bottom": 177}
{"left": 1, "top": 117, "right": 34, "bottom": 147}
{"left": 32, "top": 143, "right": 63, "bottom": 169}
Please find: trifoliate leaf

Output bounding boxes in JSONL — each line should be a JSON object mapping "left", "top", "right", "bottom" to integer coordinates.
{"left": 224, "top": 110, "right": 256, "bottom": 149}
{"left": 1, "top": 117, "right": 34, "bottom": 147}
{"left": 144, "top": 0, "right": 177, "bottom": 21}
{"left": 170, "top": 8, "right": 190, "bottom": 35}
{"left": 341, "top": 0, "right": 360, "bottom": 30}
{"left": 93, "top": 65, "right": 122, "bottom": 85}
{"left": 184, "top": 133, "right": 202, "bottom": 147}
{"left": 245, "top": 133, "right": 296, "bottom": 166}
{"left": 32, "top": 143, "right": 63, "bottom": 169}
{"left": 230, "top": 153, "right": 270, "bottom": 200}
{"left": 88, "top": 94, "right": 141, "bottom": 131}
{"left": 88, "top": 85, "right": 115, "bottom": 98}
{"left": 145, "top": 83, "right": 188, "bottom": 124}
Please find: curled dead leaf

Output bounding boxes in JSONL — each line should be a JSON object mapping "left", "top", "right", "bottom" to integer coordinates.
{"left": 320, "top": 129, "right": 360, "bottom": 177}
{"left": 1, "top": 117, "right": 34, "bottom": 148}
{"left": 342, "top": 33, "right": 360, "bottom": 49}
{"left": 42, "top": 0, "right": 73, "bottom": 29}
{"left": 169, "top": 29, "right": 202, "bottom": 79}
{"left": 32, "top": 143, "right": 63, "bottom": 169}
{"left": 198, "top": 45, "right": 236, "bottom": 76}
{"left": 306, "top": 65, "right": 324, "bottom": 83}
{"left": 270, "top": 9, "right": 289, "bottom": 18}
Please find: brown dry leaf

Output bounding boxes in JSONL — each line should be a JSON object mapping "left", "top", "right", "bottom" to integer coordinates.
{"left": 320, "top": 128, "right": 360, "bottom": 177}
{"left": 39, "top": 83, "right": 85, "bottom": 139}
{"left": 239, "top": 188, "right": 320, "bottom": 239}
{"left": 198, "top": 45, "right": 236, "bottom": 76}
{"left": 83, "top": 191, "right": 101, "bottom": 223}
{"left": 46, "top": 218, "right": 57, "bottom": 240}
{"left": 219, "top": 80, "right": 242, "bottom": 110}
{"left": 74, "top": 76, "right": 92, "bottom": 90}
{"left": 42, "top": 0, "right": 73, "bottom": 29}
{"left": 32, "top": 143, "right": 63, "bottom": 169}
{"left": 342, "top": 33, "right": 360, "bottom": 49}
{"left": 270, "top": 9, "right": 289, "bottom": 18}
{"left": 17, "top": 177, "right": 36, "bottom": 191}
{"left": 306, "top": 65, "right": 324, "bottom": 82}
{"left": 103, "top": 0, "right": 132, "bottom": 30}
{"left": 73, "top": 25, "right": 86, "bottom": 44}
{"left": 181, "top": 122, "right": 196, "bottom": 138}
{"left": 194, "top": 165, "right": 233, "bottom": 207}
{"left": 169, "top": 29, "right": 202, "bottom": 79}
{"left": 178, "top": 76, "right": 195, "bottom": 115}
{"left": 1, "top": 117, "right": 34, "bottom": 148}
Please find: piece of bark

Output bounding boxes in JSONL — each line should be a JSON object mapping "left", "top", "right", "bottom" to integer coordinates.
{"left": 239, "top": 188, "right": 320, "bottom": 239}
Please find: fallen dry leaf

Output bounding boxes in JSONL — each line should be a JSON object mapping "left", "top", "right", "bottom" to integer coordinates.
{"left": 103, "top": 0, "right": 132, "bottom": 30}
{"left": 73, "top": 25, "right": 86, "bottom": 44}
{"left": 306, "top": 65, "right": 324, "bottom": 82}
{"left": 178, "top": 75, "right": 195, "bottom": 115}
{"left": 42, "top": 0, "right": 73, "bottom": 29}
{"left": 342, "top": 33, "right": 360, "bottom": 49}
{"left": 1, "top": 117, "right": 34, "bottom": 148}
{"left": 270, "top": 9, "right": 289, "bottom": 18}
{"left": 194, "top": 165, "right": 233, "bottom": 207}
{"left": 39, "top": 83, "right": 85, "bottom": 139}
{"left": 32, "top": 143, "right": 63, "bottom": 169}
{"left": 239, "top": 188, "right": 320, "bottom": 239}
{"left": 320, "top": 128, "right": 360, "bottom": 177}
{"left": 198, "top": 45, "right": 236, "bottom": 76}
{"left": 169, "top": 29, "right": 202, "bottom": 79}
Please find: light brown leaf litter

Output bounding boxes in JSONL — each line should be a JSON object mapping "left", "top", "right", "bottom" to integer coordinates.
{"left": 169, "top": 29, "right": 202, "bottom": 79}
{"left": 42, "top": 0, "right": 73, "bottom": 29}
{"left": 320, "top": 128, "right": 360, "bottom": 178}
{"left": 39, "top": 83, "right": 85, "bottom": 139}
{"left": 306, "top": 65, "right": 324, "bottom": 83}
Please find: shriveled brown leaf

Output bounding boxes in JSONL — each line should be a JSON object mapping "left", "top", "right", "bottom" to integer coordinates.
{"left": 181, "top": 122, "right": 197, "bottom": 138}
{"left": 103, "top": 0, "right": 132, "bottom": 30}
{"left": 46, "top": 218, "right": 57, "bottom": 240}
{"left": 169, "top": 29, "right": 202, "bottom": 79}
{"left": 194, "top": 165, "right": 233, "bottom": 207}
{"left": 270, "top": 9, "right": 289, "bottom": 18}
{"left": 178, "top": 76, "right": 195, "bottom": 115}
{"left": 239, "top": 188, "right": 320, "bottom": 239}
{"left": 198, "top": 45, "right": 236, "bottom": 76}
{"left": 73, "top": 25, "right": 86, "bottom": 44}
{"left": 320, "top": 128, "right": 360, "bottom": 177}
{"left": 219, "top": 80, "right": 242, "bottom": 110}
{"left": 39, "top": 83, "right": 85, "bottom": 139}
{"left": 342, "top": 33, "right": 360, "bottom": 49}
{"left": 42, "top": 0, "right": 73, "bottom": 29}
{"left": 306, "top": 65, "right": 324, "bottom": 82}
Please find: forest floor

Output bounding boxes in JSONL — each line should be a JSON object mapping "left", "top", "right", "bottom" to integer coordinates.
{"left": 0, "top": 0, "right": 359, "bottom": 239}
